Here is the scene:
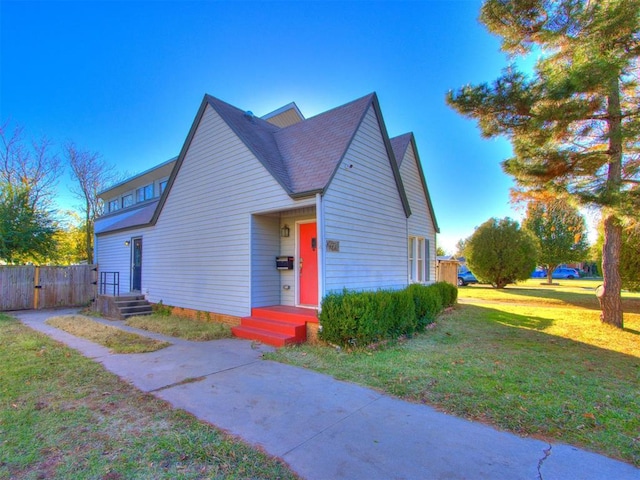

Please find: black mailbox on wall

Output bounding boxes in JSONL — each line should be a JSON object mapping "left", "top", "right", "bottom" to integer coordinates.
{"left": 276, "top": 256, "right": 294, "bottom": 270}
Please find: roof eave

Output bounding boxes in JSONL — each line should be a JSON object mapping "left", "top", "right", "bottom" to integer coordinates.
{"left": 371, "top": 94, "right": 412, "bottom": 218}
{"left": 150, "top": 96, "right": 211, "bottom": 225}
{"left": 289, "top": 188, "right": 324, "bottom": 199}
{"left": 206, "top": 95, "right": 294, "bottom": 196}
{"left": 96, "top": 221, "right": 154, "bottom": 237}
{"left": 408, "top": 135, "right": 440, "bottom": 233}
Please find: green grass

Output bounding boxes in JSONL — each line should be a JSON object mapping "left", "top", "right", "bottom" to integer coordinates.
{"left": 126, "top": 314, "right": 232, "bottom": 341}
{"left": 458, "top": 278, "right": 640, "bottom": 311}
{"left": 46, "top": 315, "right": 171, "bottom": 353}
{"left": 0, "top": 313, "right": 297, "bottom": 480}
{"left": 266, "top": 281, "right": 640, "bottom": 466}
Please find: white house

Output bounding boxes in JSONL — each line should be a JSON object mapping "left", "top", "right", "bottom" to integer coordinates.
{"left": 95, "top": 93, "right": 439, "bottom": 345}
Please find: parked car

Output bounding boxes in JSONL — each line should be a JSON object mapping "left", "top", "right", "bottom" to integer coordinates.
{"left": 458, "top": 269, "right": 478, "bottom": 286}
{"left": 531, "top": 267, "right": 581, "bottom": 279}
{"left": 552, "top": 267, "right": 580, "bottom": 279}
{"left": 531, "top": 268, "right": 546, "bottom": 278}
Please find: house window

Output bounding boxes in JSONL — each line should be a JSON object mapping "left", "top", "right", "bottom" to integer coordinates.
{"left": 122, "top": 194, "right": 134, "bottom": 208}
{"left": 108, "top": 199, "right": 119, "bottom": 212}
{"left": 136, "top": 184, "right": 153, "bottom": 203}
{"left": 409, "top": 236, "right": 429, "bottom": 283}
{"left": 159, "top": 180, "right": 168, "bottom": 194}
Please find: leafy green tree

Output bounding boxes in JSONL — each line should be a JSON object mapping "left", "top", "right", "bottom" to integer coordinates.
{"left": 464, "top": 217, "right": 539, "bottom": 289}
{"left": 50, "top": 211, "right": 86, "bottom": 265}
{"left": 454, "top": 238, "right": 467, "bottom": 258}
{"left": 436, "top": 245, "right": 447, "bottom": 257}
{"left": 523, "top": 198, "right": 589, "bottom": 284}
{"left": 0, "top": 183, "right": 57, "bottom": 263}
{"left": 593, "top": 220, "right": 640, "bottom": 291}
{"left": 447, "top": 0, "right": 640, "bottom": 328}
{"left": 620, "top": 226, "right": 640, "bottom": 292}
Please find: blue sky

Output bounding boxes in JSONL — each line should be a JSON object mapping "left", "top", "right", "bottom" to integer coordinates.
{"left": 1, "top": 0, "right": 519, "bottom": 253}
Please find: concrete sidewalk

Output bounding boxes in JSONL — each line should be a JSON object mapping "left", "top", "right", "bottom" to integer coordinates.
{"left": 14, "top": 309, "right": 639, "bottom": 480}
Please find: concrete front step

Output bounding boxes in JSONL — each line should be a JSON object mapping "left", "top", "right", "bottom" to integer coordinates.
{"left": 241, "top": 316, "right": 307, "bottom": 337}
{"left": 232, "top": 325, "right": 299, "bottom": 347}
{"left": 232, "top": 306, "right": 315, "bottom": 347}
{"left": 119, "top": 304, "right": 153, "bottom": 318}
{"left": 113, "top": 296, "right": 152, "bottom": 319}
{"left": 251, "top": 306, "right": 318, "bottom": 324}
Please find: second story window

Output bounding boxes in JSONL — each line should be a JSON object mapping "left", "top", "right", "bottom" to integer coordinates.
{"left": 159, "top": 180, "right": 168, "bottom": 194}
{"left": 136, "top": 184, "right": 153, "bottom": 203}
{"left": 122, "top": 194, "right": 134, "bottom": 208}
{"left": 108, "top": 199, "right": 119, "bottom": 212}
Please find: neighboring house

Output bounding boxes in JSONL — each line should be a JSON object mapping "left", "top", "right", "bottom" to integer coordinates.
{"left": 95, "top": 92, "right": 439, "bottom": 344}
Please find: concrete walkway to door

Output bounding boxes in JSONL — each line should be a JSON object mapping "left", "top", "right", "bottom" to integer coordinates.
{"left": 14, "top": 309, "right": 640, "bottom": 480}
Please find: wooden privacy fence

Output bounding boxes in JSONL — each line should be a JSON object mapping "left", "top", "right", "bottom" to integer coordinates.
{"left": 436, "top": 259, "right": 460, "bottom": 287}
{"left": 0, "top": 265, "right": 97, "bottom": 311}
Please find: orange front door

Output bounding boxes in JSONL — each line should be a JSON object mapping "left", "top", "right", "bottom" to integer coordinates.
{"left": 299, "top": 222, "right": 318, "bottom": 306}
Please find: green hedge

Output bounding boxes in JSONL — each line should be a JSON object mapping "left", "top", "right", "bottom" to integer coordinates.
{"left": 319, "top": 282, "right": 457, "bottom": 347}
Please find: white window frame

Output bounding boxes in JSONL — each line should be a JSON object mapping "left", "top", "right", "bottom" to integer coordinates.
{"left": 409, "top": 236, "right": 429, "bottom": 283}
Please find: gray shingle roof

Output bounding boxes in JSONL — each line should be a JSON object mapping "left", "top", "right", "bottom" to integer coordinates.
{"left": 205, "top": 95, "right": 293, "bottom": 193}
{"left": 204, "top": 93, "right": 377, "bottom": 197}
{"left": 102, "top": 92, "right": 417, "bottom": 234}
{"left": 389, "top": 132, "right": 440, "bottom": 233}
{"left": 275, "top": 93, "right": 374, "bottom": 195}
{"left": 95, "top": 201, "right": 159, "bottom": 235}
{"left": 390, "top": 133, "right": 413, "bottom": 168}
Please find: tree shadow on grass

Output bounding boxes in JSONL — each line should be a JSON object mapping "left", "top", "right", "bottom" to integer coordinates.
{"left": 469, "top": 284, "right": 640, "bottom": 313}
{"left": 437, "top": 304, "right": 640, "bottom": 466}
{"left": 482, "top": 307, "right": 555, "bottom": 330}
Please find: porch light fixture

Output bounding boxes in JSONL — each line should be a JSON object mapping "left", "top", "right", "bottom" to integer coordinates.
{"left": 280, "top": 224, "right": 290, "bottom": 238}
{"left": 124, "top": 240, "right": 130, "bottom": 247}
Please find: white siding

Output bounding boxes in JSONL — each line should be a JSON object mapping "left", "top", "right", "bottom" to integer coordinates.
{"left": 251, "top": 215, "right": 281, "bottom": 307}
{"left": 401, "top": 146, "right": 437, "bottom": 282}
{"left": 95, "top": 228, "right": 152, "bottom": 294}
{"left": 139, "top": 105, "right": 303, "bottom": 317}
{"left": 323, "top": 106, "right": 408, "bottom": 293}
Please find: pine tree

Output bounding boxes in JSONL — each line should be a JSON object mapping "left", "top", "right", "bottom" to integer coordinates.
{"left": 447, "top": 0, "right": 640, "bottom": 328}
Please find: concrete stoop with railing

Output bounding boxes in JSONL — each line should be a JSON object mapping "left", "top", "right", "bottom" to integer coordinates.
{"left": 94, "top": 294, "right": 153, "bottom": 320}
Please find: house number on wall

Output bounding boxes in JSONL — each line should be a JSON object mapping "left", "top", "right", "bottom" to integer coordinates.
{"left": 326, "top": 240, "right": 340, "bottom": 252}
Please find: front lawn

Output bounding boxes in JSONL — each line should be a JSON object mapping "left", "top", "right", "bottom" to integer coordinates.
{"left": 126, "top": 314, "right": 232, "bottom": 341}
{"left": 46, "top": 315, "right": 171, "bottom": 353}
{"left": 266, "top": 281, "right": 640, "bottom": 466}
{"left": 0, "top": 313, "right": 297, "bottom": 479}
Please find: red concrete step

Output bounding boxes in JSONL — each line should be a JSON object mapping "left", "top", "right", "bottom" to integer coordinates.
{"left": 231, "top": 325, "right": 299, "bottom": 347}
{"left": 242, "top": 316, "right": 307, "bottom": 337}
{"left": 251, "top": 306, "right": 318, "bottom": 324}
{"left": 232, "top": 306, "right": 314, "bottom": 346}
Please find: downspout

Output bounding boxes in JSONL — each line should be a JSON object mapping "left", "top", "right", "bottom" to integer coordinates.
{"left": 316, "top": 193, "right": 324, "bottom": 313}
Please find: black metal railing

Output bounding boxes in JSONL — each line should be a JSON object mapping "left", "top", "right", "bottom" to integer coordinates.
{"left": 99, "top": 271, "right": 120, "bottom": 296}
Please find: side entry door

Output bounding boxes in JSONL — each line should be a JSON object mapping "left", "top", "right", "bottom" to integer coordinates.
{"left": 132, "top": 238, "right": 142, "bottom": 292}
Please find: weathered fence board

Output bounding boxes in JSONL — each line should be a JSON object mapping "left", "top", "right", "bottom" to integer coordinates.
{"left": 0, "top": 265, "right": 97, "bottom": 311}
{"left": 0, "top": 266, "right": 35, "bottom": 311}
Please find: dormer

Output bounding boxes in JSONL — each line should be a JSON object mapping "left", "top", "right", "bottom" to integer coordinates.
{"left": 99, "top": 157, "right": 177, "bottom": 214}
{"left": 261, "top": 102, "right": 305, "bottom": 127}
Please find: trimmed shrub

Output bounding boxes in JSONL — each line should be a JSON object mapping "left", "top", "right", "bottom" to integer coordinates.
{"left": 432, "top": 281, "right": 458, "bottom": 308}
{"left": 407, "top": 283, "right": 442, "bottom": 329}
{"left": 319, "top": 283, "right": 455, "bottom": 347}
